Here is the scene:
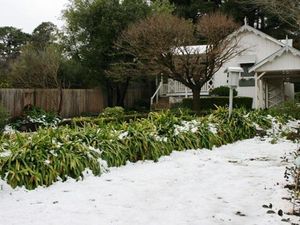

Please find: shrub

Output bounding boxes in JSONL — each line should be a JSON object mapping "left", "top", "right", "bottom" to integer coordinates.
{"left": 0, "top": 128, "right": 102, "bottom": 190}
{"left": 177, "top": 97, "right": 253, "bottom": 110}
{"left": 100, "top": 107, "right": 125, "bottom": 120}
{"left": 267, "top": 101, "right": 300, "bottom": 120}
{"left": 0, "top": 108, "right": 290, "bottom": 190}
{"left": 209, "top": 86, "right": 238, "bottom": 97}
{"left": 9, "top": 105, "right": 60, "bottom": 131}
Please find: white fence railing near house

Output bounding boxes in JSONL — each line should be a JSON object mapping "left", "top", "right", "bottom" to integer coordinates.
{"left": 163, "top": 79, "right": 213, "bottom": 96}
{"left": 150, "top": 78, "right": 214, "bottom": 107}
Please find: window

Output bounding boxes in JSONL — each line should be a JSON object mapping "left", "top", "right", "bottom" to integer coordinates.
{"left": 240, "top": 63, "right": 255, "bottom": 77}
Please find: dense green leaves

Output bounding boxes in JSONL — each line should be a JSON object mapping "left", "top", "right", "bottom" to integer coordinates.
{"left": 0, "top": 107, "right": 288, "bottom": 190}
{"left": 0, "top": 128, "right": 101, "bottom": 190}
{"left": 0, "top": 27, "right": 30, "bottom": 61}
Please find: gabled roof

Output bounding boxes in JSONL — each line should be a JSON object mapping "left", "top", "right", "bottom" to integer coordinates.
{"left": 228, "top": 24, "right": 286, "bottom": 48}
{"left": 249, "top": 45, "right": 300, "bottom": 72}
{"left": 173, "top": 45, "right": 207, "bottom": 55}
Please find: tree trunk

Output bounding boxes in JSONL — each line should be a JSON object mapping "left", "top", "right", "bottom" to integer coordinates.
{"left": 116, "top": 78, "right": 130, "bottom": 107}
{"left": 57, "top": 85, "right": 63, "bottom": 116}
{"left": 192, "top": 88, "right": 201, "bottom": 112}
{"left": 106, "top": 81, "right": 114, "bottom": 107}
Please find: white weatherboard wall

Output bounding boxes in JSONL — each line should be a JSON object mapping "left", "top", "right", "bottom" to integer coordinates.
{"left": 214, "top": 31, "right": 283, "bottom": 88}
{"left": 212, "top": 30, "right": 285, "bottom": 106}
{"left": 256, "top": 52, "right": 300, "bottom": 72}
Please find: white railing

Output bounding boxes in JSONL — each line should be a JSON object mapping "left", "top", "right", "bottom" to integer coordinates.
{"left": 150, "top": 80, "right": 163, "bottom": 107}
{"left": 150, "top": 78, "right": 214, "bottom": 108}
{"left": 165, "top": 79, "right": 211, "bottom": 96}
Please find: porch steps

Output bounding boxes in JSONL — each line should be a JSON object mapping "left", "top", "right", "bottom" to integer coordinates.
{"left": 152, "top": 97, "right": 170, "bottom": 110}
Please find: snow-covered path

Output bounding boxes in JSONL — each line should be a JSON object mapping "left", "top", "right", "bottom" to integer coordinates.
{"left": 0, "top": 138, "right": 299, "bottom": 225}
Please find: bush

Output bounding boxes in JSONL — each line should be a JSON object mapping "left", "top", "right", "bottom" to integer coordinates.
{"left": 9, "top": 105, "right": 60, "bottom": 132}
{"left": 268, "top": 101, "right": 300, "bottom": 120}
{"left": 177, "top": 97, "right": 253, "bottom": 110}
{"left": 209, "top": 86, "right": 238, "bottom": 97}
{"left": 100, "top": 107, "right": 125, "bottom": 119}
{"left": 0, "top": 128, "right": 102, "bottom": 190}
{"left": 0, "top": 108, "right": 289, "bottom": 190}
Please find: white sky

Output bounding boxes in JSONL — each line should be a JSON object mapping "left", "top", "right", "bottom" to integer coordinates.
{"left": 0, "top": 0, "right": 69, "bottom": 34}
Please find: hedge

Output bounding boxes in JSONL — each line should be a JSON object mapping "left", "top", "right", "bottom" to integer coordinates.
{"left": 174, "top": 97, "right": 253, "bottom": 110}
{"left": 209, "top": 86, "right": 238, "bottom": 97}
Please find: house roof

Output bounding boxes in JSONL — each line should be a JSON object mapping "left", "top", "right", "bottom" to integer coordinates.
{"left": 249, "top": 45, "right": 300, "bottom": 72}
{"left": 173, "top": 45, "right": 207, "bottom": 55}
{"left": 174, "top": 24, "right": 289, "bottom": 56}
{"left": 228, "top": 24, "right": 286, "bottom": 48}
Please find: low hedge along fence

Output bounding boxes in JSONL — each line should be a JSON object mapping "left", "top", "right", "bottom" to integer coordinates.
{"left": 175, "top": 97, "right": 253, "bottom": 110}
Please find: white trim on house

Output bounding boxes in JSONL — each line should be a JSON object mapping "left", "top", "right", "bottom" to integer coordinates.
{"left": 228, "top": 24, "right": 286, "bottom": 48}
{"left": 249, "top": 45, "right": 300, "bottom": 72}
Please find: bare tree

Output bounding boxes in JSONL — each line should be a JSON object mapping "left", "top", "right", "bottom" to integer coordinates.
{"left": 114, "top": 12, "right": 240, "bottom": 110}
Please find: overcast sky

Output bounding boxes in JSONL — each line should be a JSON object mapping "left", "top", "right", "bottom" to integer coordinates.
{"left": 0, "top": 0, "right": 69, "bottom": 34}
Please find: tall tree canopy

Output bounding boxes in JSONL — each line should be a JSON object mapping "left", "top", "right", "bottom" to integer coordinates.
{"left": 31, "top": 22, "right": 60, "bottom": 50}
{"left": 0, "top": 26, "right": 30, "bottom": 87}
{"left": 63, "top": 0, "right": 173, "bottom": 106}
{"left": 0, "top": 27, "right": 30, "bottom": 62}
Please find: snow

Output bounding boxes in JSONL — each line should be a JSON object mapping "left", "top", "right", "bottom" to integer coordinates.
{"left": 0, "top": 138, "right": 299, "bottom": 225}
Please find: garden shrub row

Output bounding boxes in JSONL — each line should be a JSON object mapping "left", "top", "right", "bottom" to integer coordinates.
{"left": 209, "top": 86, "right": 238, "bottom": 97}
{"left": 174, "top": 96, "right": 253, "bottom": 110}
{"left": 0, "top": 107, "right": 290, "bottom": 190}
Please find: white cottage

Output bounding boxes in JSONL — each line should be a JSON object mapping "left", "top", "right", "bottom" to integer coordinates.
{"left": 151, "top": 21, "right": 300, "bottom": 109}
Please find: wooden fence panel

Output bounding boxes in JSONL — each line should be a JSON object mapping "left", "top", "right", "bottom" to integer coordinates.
{"left": 0, "top": 88, "right": 107, "bottom": 118}
{"left": 0, "top": 85, "right": 151, "bottom": 118}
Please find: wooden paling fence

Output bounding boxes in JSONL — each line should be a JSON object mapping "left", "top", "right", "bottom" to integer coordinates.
{"left": 0, "top": 88, "right": 106, "bottom": 118}
{"left": 0, "top": 86, "right": 152, "bottom": 118}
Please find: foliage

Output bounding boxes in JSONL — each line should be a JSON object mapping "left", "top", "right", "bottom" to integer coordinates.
{"left": 174, "top": 97, "right": 253, "bottom": 110}
{"left": 1, "top": 107, "right": 291, "bottom": 190}
{"left": 0, "top": 26, "right": 30, "bottom": 61}
{"left": 150, "top": 0, "right": 175, "bottom": 13}
{"left": 100, "top": 107, "right": 125, "bottom": 120}
{"left": 63, "top": 0, "right": 153, "bottom": 106}
{"left": 267, "top": 101, "right": 300, "bottom": 120}
{"left": 0, "top": 128, "right": 101, "bottom": 190}
{"left": 9, "top": 106, "right": 61, "bottom": 131}
{"left": 208, "top": 107, "right": 256, "bottom": 142}
{"left": 209, "top": 86, "right": 238, "bottom": 97}
{"left": 9, "top": 44, "right": 62, "bottom": 88}
{"left": 0, "top": 27, "right": 31, "bottom": 85}
{"left": 31, "top": 22, "right": 60, "bottom": 50}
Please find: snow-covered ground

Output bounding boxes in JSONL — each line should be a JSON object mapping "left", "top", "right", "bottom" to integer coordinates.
{"left": 0, "top": 138, "right": 299, "bottom": 225}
